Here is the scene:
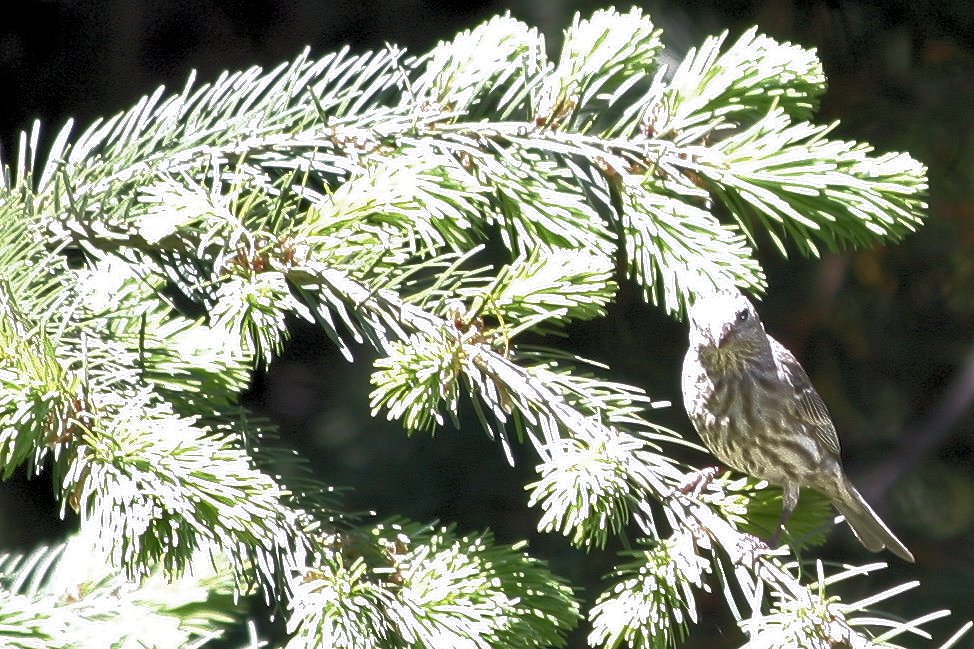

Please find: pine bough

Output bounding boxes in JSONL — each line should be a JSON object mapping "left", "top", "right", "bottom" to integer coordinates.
{"left": 0, "top": 7, "right": 966, "bottom": 649}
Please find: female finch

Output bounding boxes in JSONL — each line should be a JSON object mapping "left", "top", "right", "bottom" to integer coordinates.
{"left": 681, "top": 288, "right": 913, "bottom": 562}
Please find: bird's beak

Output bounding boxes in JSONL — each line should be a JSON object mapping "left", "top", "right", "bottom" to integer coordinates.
{"left": 695, "top": 318, "right": 729, "bottom": 349}
{"left": 715, "top": 321, "right": 735, "bottom": 348}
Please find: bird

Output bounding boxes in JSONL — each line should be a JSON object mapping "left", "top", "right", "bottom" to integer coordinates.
{"left": 681, "top": 288, "right": 914, "bottom": 562}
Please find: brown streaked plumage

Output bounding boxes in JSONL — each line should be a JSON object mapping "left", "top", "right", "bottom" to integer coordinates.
{"left": 681, "top": 288, "right": 913, "bottom": 562}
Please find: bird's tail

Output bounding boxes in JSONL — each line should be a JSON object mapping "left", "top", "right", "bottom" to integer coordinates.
{"left": 832, "top": 477, "right": 914, "bottom": 563}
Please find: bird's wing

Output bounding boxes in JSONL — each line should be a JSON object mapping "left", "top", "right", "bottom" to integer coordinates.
{"left": 770, "top": 337, "right": 842, "bottom": 457}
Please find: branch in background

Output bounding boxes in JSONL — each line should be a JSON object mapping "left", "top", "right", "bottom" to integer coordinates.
{"left": 863, "top": 343, "right": 974, "bottom": 505}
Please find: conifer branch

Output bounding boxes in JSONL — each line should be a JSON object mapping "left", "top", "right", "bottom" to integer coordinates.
{"left": 0, "top": 6, "right": 962, "bottom": 649}
{"left": 0, "top": 534, "right": 237, "bottom": 648}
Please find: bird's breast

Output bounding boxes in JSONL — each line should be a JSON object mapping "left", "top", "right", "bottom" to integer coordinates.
{"left": 683, "top": 356, "right": 809, "bottom": 482}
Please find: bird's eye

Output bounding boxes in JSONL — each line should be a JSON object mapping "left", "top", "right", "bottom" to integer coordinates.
{"left": 735, "top": 308, "right": 750, "bottom": 323}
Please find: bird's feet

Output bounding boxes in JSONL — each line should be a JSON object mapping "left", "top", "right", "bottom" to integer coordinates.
{"left": 674, "top": 466, "right": 720, "bottom": 497}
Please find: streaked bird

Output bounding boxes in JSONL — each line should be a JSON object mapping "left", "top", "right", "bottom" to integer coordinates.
{"left": 681, "top": 288, "right": 913, "bottom": 562}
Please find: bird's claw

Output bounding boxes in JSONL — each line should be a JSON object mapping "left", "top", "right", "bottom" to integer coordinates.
{"left": 675, "top": 466, "right": 720, "bottom": 497}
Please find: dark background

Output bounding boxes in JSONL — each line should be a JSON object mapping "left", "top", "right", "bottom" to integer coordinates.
{"left": 1, "top": 0, "right": 972, "bottom": 646}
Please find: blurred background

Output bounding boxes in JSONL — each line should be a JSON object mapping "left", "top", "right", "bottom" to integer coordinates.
{"left": 0, "top": 0, "right": 971, "bottom": 645}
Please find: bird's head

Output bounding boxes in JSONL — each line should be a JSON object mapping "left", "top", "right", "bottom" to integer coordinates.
{"left": 687, "top": 289, "right": 772, "bottom": 368}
